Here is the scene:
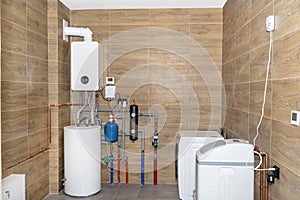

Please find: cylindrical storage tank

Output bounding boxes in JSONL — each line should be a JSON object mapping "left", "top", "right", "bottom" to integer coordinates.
{"left": 64, "top": 126, "right": 101, "bottom": 197}
{"left": 129, "top": 104, "right": 138, "bottom": 141}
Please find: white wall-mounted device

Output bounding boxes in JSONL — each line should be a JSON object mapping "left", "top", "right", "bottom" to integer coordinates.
{"left": 105, "top": 77, "right": 116, "bottom": 99}
{"left": 71, "top": 41, "right": 103, "bottom": 91}
{"left": 106, "top": 77, "right": 115, "bottom": 85}
{"left": 291, "top": 110, "right": 300, "bottom": 126}
{"left": 105, "top": 86, "right": 116, "bottom": 99}
{"left": 266, "top": 15, "right": 275, "bottom": 32}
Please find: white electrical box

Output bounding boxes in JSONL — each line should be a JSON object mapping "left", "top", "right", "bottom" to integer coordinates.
{"left": 291, "top": 111, "right": 300, "bottom": 126}
{"left": 266, "top": 15, "right": 275, "bottom": 32}
{"left": 71, "top": 41, "right": 103, "bottom": 91}
{"left": 105, "top": 86, "right": 116, "bottom": 99}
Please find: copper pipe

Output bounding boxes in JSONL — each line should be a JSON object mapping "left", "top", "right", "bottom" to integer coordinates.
{"left": 259, "top": 152, "right": 269, "bottom": 200}
{"left": 264, "top": 152, "right": 269, "bottom": 200}
{"left": 260, "top": 154, "right": 264, "bottom": 200}
{"left": 50, "top": 106, "right": 52, "bottom": 145}
{"left": 4, "top": 147, "right": 50, "bottom": 170}
{"left": 49, "top": 103, "right": 82, "bottom": 107}
{"left": 4, "top": 103, "right": 81, "bottom": 170}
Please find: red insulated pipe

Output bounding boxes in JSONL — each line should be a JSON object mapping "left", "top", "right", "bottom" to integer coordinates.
{"left": 118, "top": 153, "right": 121, "bottom": 184}
{"left": 126, "top": 161, "right": 129, "bottom": 184}
{"left": 154, "top": 149, "right": 158, "bottom": 185}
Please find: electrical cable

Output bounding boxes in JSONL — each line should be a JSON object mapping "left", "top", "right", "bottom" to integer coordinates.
{"left": 99, "top": 90, "right": 121, "bottom": 112}
{"left": 253, "top": 31, "right": 273, "bottom": 147}
{"left": 116, "top": 92, "right": 121, "bottom": 100}
{"left": 254, "top": 151, "right": 263, "bottom": 170}
{"left": 99, "top": 90, "right": 110, "bottom": 102}
{"left": 255, "top": 168, "right": 276, "bottom": 171}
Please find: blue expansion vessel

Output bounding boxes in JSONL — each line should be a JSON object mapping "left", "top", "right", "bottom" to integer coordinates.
{"left": 104, "top": 120, "right": 118, "bottom": 142}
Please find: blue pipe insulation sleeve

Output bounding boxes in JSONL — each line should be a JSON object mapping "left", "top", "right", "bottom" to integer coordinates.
{"left": 110, "top": 154, "right": 114, "bottom": 185}
{"left": 141, "top": 153, "right": 144, "bottom": 186}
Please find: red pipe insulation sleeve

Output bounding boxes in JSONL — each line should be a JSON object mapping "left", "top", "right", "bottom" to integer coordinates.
{"left": 154, "top": 149, "right": 158, "bottom": 185}
{"left": 126, "top": 161, "right": 129, "bottom": 184}
{"left": 154, "top": 159, "right": 157, "bottom": 185}
{"left": 118, "top": 153, "right": 121, "bottom": 184}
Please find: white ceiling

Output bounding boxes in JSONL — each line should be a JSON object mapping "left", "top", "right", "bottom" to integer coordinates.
{"left": 59, "top": 0, "right": 228, "bottom": 10}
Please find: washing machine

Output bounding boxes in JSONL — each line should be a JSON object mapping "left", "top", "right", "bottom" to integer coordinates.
{"left": 196, "top": 139, "right": 254, "bottom": 200}
{"left": 177, "top": 130, "right": 224, "bottom": 200}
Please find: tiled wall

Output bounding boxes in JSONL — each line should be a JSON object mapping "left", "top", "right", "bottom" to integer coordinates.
{"left": 70, "top": 9, "right": 223, "bottom": 184}
{"left": 48, "top": 0, "right": 70, "bottom": 193}
{"left": 1, "top": 0, "right": 49, "bottom": 199}
{"left": 223, "top": 0, "right": 300, "bottom": 199}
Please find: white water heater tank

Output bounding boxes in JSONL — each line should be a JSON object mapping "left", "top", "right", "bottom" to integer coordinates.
{"left": 64, "top": 126, "right": 101, "bottom": 197}
{"left": 71, "top": 41, "right": 103, "bottom": 91}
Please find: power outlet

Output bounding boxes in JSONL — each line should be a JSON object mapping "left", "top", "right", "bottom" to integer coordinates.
{"left": 291, "top": 110, "right": 300, "bottom": 126}
{"left": 273, "top": 165, "right": 280, "bottom": 180}
{"left": 266, "top": 15, "right": 275, "bottom": 32}
{"left": 267, "top": 165, "right": 280, "bottom": 184}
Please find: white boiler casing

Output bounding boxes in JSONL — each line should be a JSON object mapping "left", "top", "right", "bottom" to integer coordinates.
{"left": 64, "top": 126, "right": 101, "bottom": 197}
{"left": 71, "top": 41, "right": 103, "bottom": 91}
{"left": 196, "top": 139, "right": 254, "bottom": 200}
{"left": 177, "top": 130, "right": 224, "bottom": 200}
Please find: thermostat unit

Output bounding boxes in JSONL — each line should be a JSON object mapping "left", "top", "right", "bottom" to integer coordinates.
{"left": 105, "top": 77, "right": 116, "bottom": 99}
{"left": 291, "top": 111, "right": 300, "bottom": 126}
{"left": 106, "top": 77, "right": 115, "bottom": 85}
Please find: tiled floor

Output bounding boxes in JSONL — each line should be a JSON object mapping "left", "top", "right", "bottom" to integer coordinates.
{"left": 44, "top": 183, "right": 179, "bottom": 200}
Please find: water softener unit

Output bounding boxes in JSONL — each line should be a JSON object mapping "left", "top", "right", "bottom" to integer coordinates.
{"left": 105, "top": 115, "right": 119, "bottom": 142}
{"left": 130, "top": 104, "right": 138, "bottom": 141}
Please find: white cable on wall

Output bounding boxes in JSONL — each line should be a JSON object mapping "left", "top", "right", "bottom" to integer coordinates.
{"left": 253, "top": 31, "right": 273, "bottom": 147}
{"left": 253, "top": 151, "right": 263, "bottom": 170}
